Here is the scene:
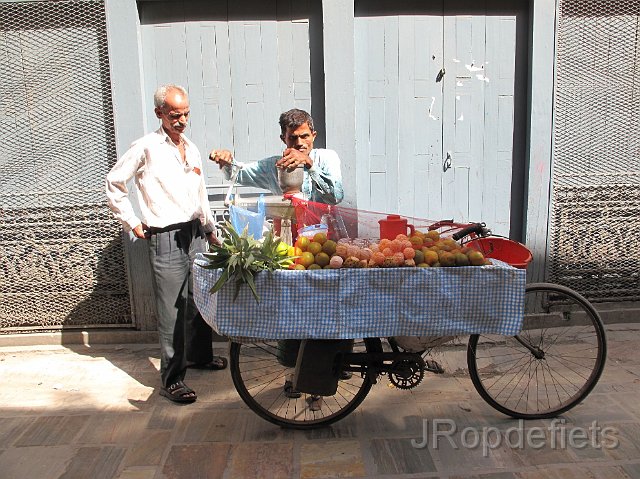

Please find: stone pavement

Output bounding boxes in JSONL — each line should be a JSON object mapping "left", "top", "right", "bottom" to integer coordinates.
{"left": 0, "top": 323, "right": 639, "bottom": 479}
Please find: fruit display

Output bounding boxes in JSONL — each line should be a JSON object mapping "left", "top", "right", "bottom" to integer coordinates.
{"left": 286, "top": 229, "right": 491, "bottom": 270}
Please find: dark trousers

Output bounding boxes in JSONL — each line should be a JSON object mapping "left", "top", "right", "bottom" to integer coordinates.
{"left": 147, "top": 220, "right": 213, "bottom": 388}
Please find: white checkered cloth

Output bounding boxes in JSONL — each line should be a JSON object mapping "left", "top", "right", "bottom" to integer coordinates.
{"left": 193, "top": 254, "right": 526, "bottom": 340}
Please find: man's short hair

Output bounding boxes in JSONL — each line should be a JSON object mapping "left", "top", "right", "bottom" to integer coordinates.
{"left": 279, "top": 109, "right": 315, "bottom": 135}
{"left": 153, "top": 84, "right": 188, "bottom": 109}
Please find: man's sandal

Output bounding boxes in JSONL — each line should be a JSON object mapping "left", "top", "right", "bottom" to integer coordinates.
{"left": 308, "top": 395, "right": 323, "bottom": 412}
{"left": 283, "top": 380, "right": 302, "bottom": 399}
{"left": 187, "top": 356, "right": 228, "bottom": 371}
{"left": 160, "top": 381, "right": 197, "bottom": 404}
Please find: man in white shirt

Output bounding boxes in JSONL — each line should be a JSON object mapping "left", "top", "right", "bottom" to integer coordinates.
{"left": 106, "top": 84, "right": 226, "bottom": 404}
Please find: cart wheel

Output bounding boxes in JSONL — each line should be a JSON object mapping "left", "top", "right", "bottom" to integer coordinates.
{"left": 229, "top": 338, "right": 382, "bottom": 429}
{"left": 467, "top": 282, "right": 607, "bottom": 419}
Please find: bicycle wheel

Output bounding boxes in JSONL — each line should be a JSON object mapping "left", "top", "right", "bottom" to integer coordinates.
{"left": 467, "top": 283, "right": 607, "bottom": 419}
{"left": 229, "top": 338, "right": 382, "bottom": 429}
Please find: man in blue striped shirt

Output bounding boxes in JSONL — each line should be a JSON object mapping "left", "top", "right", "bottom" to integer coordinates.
{"left": 209, "top": 109, "right": 344, "bottom": 205}
{"left": 209, "top": 109, "right": 348, "bottom": 403}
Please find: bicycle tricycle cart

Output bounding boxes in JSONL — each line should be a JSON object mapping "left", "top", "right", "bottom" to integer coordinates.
{"left": 194, "top": 206, "right": 606, "bottom": 430}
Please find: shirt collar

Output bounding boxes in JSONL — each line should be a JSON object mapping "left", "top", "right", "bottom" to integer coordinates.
{"left": 155, "top": 126, "right": 190, "bottom": 147}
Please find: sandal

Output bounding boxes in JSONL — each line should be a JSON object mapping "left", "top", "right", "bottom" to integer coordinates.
{"left": 424, "top": 359, "right": 444, "bottom": 374}
{"left": 188, "top": 356, "right": 228, "bottom": 371}
{"left": 160, "top": 381, "right": 197, "bottom": 404}
{"left": 308, "top": 395, "right": 323, "bottom": 412}
{"left": 283, "top": 380, "right": 302, "bottom": 399}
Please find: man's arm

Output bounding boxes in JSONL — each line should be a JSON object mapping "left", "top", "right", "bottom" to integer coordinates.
{"left": 194, "top": 147, "right": 220, "bottom": 246}
{"left": 209, "top": 149, "right": 281, "bottom": 194}
{"left": 306, "top": 149, "right": 344, "bottom": 205}
{"left": 105, "top": 144, "right": 146, "bottom": 237}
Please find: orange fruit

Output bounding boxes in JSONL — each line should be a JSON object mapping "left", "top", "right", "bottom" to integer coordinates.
{"left": 414, "top": 249, "right": 424, "bottom": 265}
{"left": 298, "top": 251, "right": 315, "bottom": 268}
{"left": 308, "top": 263, "right": 322, "bottom": 270}
{"left": 295, "top": 236, "right": 310, "bottom": 251}
{"left": 315, "top": 252, "right": 330, "bottom": 267}
{"left": 426, "top": 230, "right": 440, "bottom": 241}
{"left": 372, "top": 252, "right": 385, "bottom": 265}
{"left": 423, "top": 250, "right": 439, "bottom": 265}
{"left": 322, "top": 239, "right": 337, "bottom": 256}
{"left": 390, "top": 240, "right": 403, "bottom": 253}
{"left": 454, "top": 252, "right": 470, "bottom": 266}
{"left": 393, "top": 252, "right": 405, "bottom": 265}
{"left": 293, "top": 264, "right": 306, "bottom": 270}
{"left": 467, "top": 250, "right": 485, "bottom": 266}
{"left": 287, "top": 246, "right": 302, "bottom": 257}
{"left": 313, "top": 232, "right": 327, "bottom": 244}
{"left": 379, "top": 238, "right": 392, "bottom": 250}
{"left": 307, "top": 241, "right": 323, "bottom": 255}
{"left": 442, "top": 238, "right": 460, "bottom": 250}
{"left": 409, "top": 236, "right": 424, "bottom": 248}
{"left": 439, "top": 251, "right": 456, "bottom": 267}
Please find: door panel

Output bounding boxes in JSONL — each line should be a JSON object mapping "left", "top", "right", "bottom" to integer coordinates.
{"left": 355, "top": 1, "right": 526, "bottom": 237}
{"left": 139, "top": 0, "right": 313, "bottom": 192}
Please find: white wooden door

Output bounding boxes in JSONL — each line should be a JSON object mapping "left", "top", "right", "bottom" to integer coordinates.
{"left": 138, "top": 0, "right": 314, "bottom": 193}
{"left": 355, "top": 1, "right": 524, "bottom": 236}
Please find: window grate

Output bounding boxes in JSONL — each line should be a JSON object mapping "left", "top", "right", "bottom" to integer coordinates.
{"left": 550, "top": 0, "right": 640, "bottom": 302}
{"left": 0, "top": 0, "right": 131, "bottom": 330}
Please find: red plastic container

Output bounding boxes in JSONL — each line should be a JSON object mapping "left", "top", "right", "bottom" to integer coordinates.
{"left": 379, "top": 214, "right": 415, "bottom": 240}
{"left": 466, "top": 237, "right": 533, "bottom": 269}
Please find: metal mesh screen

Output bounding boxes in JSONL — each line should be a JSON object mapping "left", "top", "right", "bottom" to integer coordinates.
{"left": 550, "top": 0, "right": 640, "bottom": 302}
{"left": 0, "top": 0, "right": 131, "bottom": 330}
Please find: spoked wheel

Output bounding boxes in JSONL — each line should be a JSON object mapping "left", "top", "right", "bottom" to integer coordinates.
{"left": 467, "top": 283, "right": 607, "bottom": 419}
{"left": 229, "top": 338, "right": 382, "bottom": 429}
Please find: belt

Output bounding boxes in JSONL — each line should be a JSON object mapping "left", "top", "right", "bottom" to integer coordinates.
{"left": 147, "top": 219, "right": 199, "bottom": 235}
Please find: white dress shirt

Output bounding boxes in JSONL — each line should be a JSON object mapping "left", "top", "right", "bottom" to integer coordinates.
{"left": 106, "top": 127, "right": 215, "bottom": 233}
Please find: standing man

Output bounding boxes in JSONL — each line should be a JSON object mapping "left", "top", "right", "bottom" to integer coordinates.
{"left": 209, "top": 108, "right": 344, "bottom": 205}
{"left": 106, "top": 84, "right": 227, "bottom": 404}
{"left": 209, "top": 108, "right": 348, "bottom": 404}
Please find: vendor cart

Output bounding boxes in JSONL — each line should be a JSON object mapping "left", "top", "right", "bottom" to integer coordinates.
{"left": 194, "top": 219, "right": 606, "bottom": 429}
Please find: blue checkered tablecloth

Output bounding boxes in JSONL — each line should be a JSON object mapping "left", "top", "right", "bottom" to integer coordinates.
{"left": 193, "top": 254, "right": 526, "bottom": 340}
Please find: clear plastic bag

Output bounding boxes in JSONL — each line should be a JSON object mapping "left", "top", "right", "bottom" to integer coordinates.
{"left": 229, "top": 195, "right": 266, "bottom": 239}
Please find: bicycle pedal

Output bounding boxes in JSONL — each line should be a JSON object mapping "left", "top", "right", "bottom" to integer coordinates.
{"left": 424, "top": 359, "right": 444, "bottom": 374}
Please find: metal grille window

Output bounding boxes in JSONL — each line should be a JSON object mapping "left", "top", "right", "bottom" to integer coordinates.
{"left": 551, "top": 0, "right": 640, "bottom": 302}
{"left": 0, "top": 0, "right": 131, "bottom": 331}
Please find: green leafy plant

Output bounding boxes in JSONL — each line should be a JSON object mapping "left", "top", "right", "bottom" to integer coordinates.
{"left": 199, "top": 222, "right": 290, "bottom": 302}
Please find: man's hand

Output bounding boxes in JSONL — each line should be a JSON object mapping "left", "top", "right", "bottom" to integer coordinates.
{"left": 209, "top": 149, "right": 234, "bottom": 168}
{"left": 205, "top": 231, "right": 221, "bottom": 247}
{"left": 277, "top": 148, "right": 313, "bottom": 169}
{"left": 132, "top": 223, "right": 149, "bottom": 239}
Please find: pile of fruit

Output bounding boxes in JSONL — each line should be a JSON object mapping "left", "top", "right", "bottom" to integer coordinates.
{"left": 282, "top": 230, "right": 490, "bottom": 270}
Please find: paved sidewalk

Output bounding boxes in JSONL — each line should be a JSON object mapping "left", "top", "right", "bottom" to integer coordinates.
{"left": 0, "top": 323, "right": 639, "bottom": 479}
